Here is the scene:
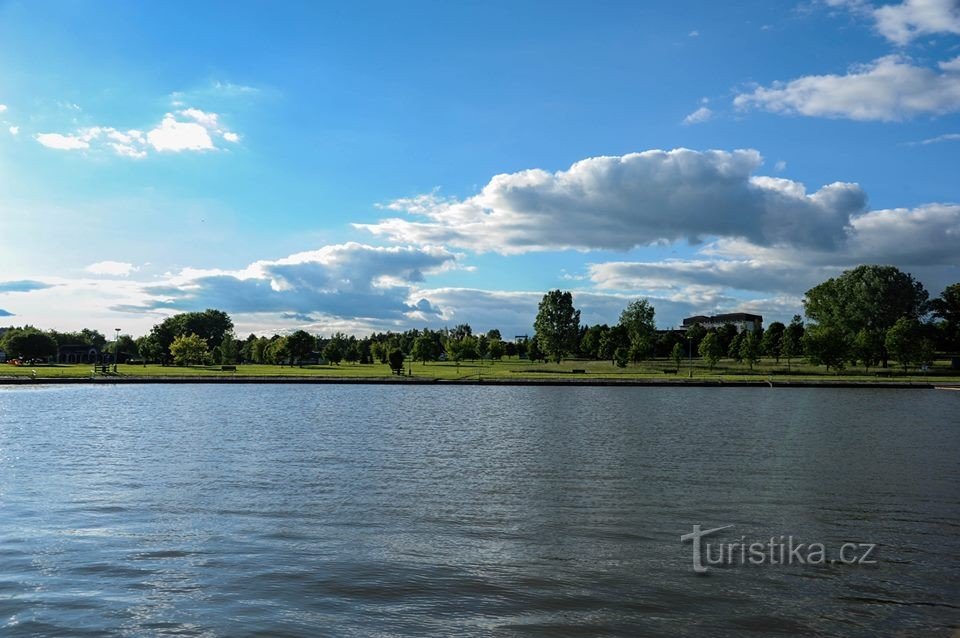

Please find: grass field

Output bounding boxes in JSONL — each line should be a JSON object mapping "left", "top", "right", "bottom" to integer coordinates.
{"left": 2, "top": 356, "right": 958, "bottom": 383}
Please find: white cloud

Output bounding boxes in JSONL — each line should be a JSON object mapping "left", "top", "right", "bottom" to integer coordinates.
{"left": 734, "top": 55, "right": 960, "bottom": 121}
{"left": 688, "top": 30, "right": 700, "bottom": 37}
{"left": 35, "top": 132, "right": 90, "bottom": 150}
{"left": 874, "top": 0, "right": 960, "bottom": 45}
{"left": 357, "top": 148, "right": 866, "bottom": 254}
{"left": 774, "top": 160, "right": 787, "bottom": 171}
{"left": 682, "top": 106, "right": 713, "bottom": 125}
{"left": 86, "top": 261, "right": 139, "bottom": 277}
{"left": 146, "top": 114, "right": 215, "bottom": 152}
{"left": 8, "top": 126, "right": 18, "bottom": 136}
{"left": 0, "top": 104, "right": 6, "bottom": 112}
{"left": 33, "top": 108, "right": 238, "bottom": 157}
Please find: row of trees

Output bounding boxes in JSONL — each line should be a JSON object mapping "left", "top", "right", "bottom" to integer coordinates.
{"left": 3, "top": 265, "right": 957, "bottom": 373}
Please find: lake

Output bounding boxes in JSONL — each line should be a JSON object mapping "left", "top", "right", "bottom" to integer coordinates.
{"left": 0, "top": 385, "right": 957, "bottom": 636}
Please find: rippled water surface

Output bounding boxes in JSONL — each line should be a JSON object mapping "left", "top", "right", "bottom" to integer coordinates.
{"left": 0, "top": 385, "right": 957, "bottom": 636}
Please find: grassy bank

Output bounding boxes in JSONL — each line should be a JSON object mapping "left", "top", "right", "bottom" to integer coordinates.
{"left": 3, "top": 356, "right": 958, "bottom": 383}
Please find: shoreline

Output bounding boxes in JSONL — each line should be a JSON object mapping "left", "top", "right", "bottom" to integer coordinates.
{"left": 0, "top": 376, "right": 952, "bottom": 389}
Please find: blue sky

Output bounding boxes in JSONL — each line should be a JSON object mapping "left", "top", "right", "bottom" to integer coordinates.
{"left": 0, "top": 0, "right": 958, "bottom": 337}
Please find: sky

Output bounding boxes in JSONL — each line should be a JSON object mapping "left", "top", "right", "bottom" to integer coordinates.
{"left": 0, "top": 0, "right": 958, "bottom": 338}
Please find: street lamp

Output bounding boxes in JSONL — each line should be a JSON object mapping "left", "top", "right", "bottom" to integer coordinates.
{"left": 114, "top": 328, "right": 121, "bottom": 373}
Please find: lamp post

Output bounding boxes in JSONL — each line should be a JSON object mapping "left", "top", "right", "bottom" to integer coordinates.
{"left": 114, "top": 328, "right": 121, "bottom": 373}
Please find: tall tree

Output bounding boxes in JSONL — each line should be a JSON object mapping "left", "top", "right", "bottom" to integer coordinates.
{"left": 698, "top": 332, "right": 723, "bottom": 370}
{"left": 533, "top": 290, "right": 581, "bottom": 363}
{"left": 619, "top": 299, "right": 656, "bottom": 358}
{"left": 1, "top": 327, "right": 57, "bottom": 360}
{"left": 803, "top": 265, "right": 928, "bottom": 367}
{"left": 761, "top": 322, "right": 785, "bottom": 362}
{"left": 930, "top": 283, "right": 960, "bottom": 351}
{"left": 781, "top": 315, "right": 804, "bottom": 371}
{"left": 884, "top": 318, "right": 921, "bottom": 372}
{"left": 803, "top": 325, "right": 848, "bottom": 373}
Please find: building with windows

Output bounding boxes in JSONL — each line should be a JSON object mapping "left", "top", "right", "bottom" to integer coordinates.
{"left": 681, "top": 313, "right": 763, "bottom": 333}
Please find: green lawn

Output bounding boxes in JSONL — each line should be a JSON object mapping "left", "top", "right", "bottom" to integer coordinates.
{"left": 3, "top": 356, "right": 958, "bottom": 383}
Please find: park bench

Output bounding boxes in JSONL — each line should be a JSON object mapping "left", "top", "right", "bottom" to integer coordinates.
{"left": 221, "top": 365, "right": 237, "bottom": 371}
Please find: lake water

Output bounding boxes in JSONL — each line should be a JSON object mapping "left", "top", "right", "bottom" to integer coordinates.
{"left": 0, "top": 385, "right": 957, "bottom": 636}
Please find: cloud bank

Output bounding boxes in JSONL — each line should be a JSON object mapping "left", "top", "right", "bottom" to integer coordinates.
{"left": 357, "top": 149, "right": 867, "bottom": 254}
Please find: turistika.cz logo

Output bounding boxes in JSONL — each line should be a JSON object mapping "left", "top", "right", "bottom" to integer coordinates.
{"left": 680, "top": 524, "right": 878, "bottom": 573}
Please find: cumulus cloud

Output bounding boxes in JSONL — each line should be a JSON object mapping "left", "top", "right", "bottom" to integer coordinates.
{"left": 34, "top": 107, "right": 239, "bottom": 157}
{"left": 119, "top": 243, "right": 458, "bottom": 323}
{"left": 86, "top": 261, "right": 139, "bottom": 277}
{"left": 828, "top": 0, "right": 960, "bottom": 45}
{"left": 734, "top": 55, "right": 960, "bottom": 121}
{"left": 682, "top": 106, "right": 713, "bottom": 125}
{"left": 357, "top": 149, "right": 866, "bottom": 254}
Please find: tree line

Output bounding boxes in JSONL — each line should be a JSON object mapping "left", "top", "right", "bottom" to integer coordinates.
{"left": 2, "top": 265, "right": 957, "bottom": 373}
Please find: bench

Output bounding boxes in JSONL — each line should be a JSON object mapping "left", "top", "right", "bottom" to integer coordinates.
{"left": 221, "top": 365, "right": 237, "bottom": 371}
{"left": 571, "top": 369, "right": 586, "bottom": 374}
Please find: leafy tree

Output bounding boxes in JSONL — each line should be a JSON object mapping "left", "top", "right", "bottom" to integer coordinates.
{"left": 411, "top": 334, "right": 439, "bottom": 364}
{"left": 930, "top": 283, "right": 960, "bottom": 351}
{"left": 781, "top": 315, "right": 804, "bottom": 371}
{"left": 460, "top": 335, "right": 479, "bottom": 361}
{"left": 451, "top": 324, "right": 472, "bottom": 340}
{"left": 169, "top": 333, "right": 209, "bottom": 366}
{"left": 619, "top": 298, "right": 656, "bottom": 357}
{"left": 477, "top": 335, "right": 489, "bottom": 360}
{"left": 267, "top": 337, "right": 289, "bottom": 365}
{"left": 344, "top": 340, "right": 361, "bottom": 364}
{"left": 885, "top": 318, "right": 921, "bottom": 372}
{"left": 761, "top": 322, "right": 785, "bottom": 362}
{"left": 686, "top": 323, "right": 708, "bottom": 352}
{"left": 698, "top": 332, "right": 723, "bottom": 370}
{"left": 488, "top": 339, "right": 505, "bottom": 360}
{"left": 728, "top": 332, "right": 744, "bottom": 363}
{"left": 803, "top": 265, "right": 928, "bottom": 367}
{"left": 136, "top": 335, "right": 163, "bottom": 365}
{"left": 917, "top": 338, "right": 936, "bottom": 371}
{"left": 739, "top": 331, "right": 761, "bottom": 370}
{"left": 323, "top": 338, "right": 345, "bottom": 365}
{"left": 671, "top": 342, "right": 684, "bottom": 372}
{"left": 252, "top": 337, "right": 270, "bottom": 364}
{"left": 1, "top": 327, "right": 57, "bottom": 360}
{"left": 527, "top": 336, "right": 546, "bottom": 363}
{"left": 803, "top": 325, "right": 848, "bottom": 373}
{"left": 613, "top": 346, "right": 629, "bottom": 368}
{"left": 598, "top": 325, "right": 628, "bottom": 364}
{"left": 287, "top": 330, "right": 316, "bottom": 366}
{"left": 486, "top": 328, "right": 501, "bottom": 341}
{"left": 533, "top": 290, "right": 581, "bottom": 363}
{"left": 852, "top": 328, "right": 883, "bottom": 372}
{"left": 219, "top": 334, "right": 238, "bottom": 365}
{"left": 388, "top": 348, "right": 405, "bottom": 375}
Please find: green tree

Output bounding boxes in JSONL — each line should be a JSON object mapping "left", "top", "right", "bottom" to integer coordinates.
{"left": 598, "top": 325, "right": 627, "bottom": 364}
{"left": 728, "top": 332, "right": 744, "bottom": 363}
{"left": 219, "top": 334, "right": 238, "bottom": 365}
{"left": 671, "top": 342, "right": 683, "bottom": 372}
{"left": 803, "top": 265, "right": 928, "bottom": 367}
{"left": 136, "top": 335, "right": 163, "bottom": 365}
{"left": 267, "top": 336, "right": 289, "bottom": 365}
{"left": 781, "top": 315, "right": 804, "bottom": 371}
{"left": 698, "top": 332, "right": 723, "bottom": 370}
{"left": 930, "top": 283, "right": 960, "bottom": 351}
{"left": 388, "top": 348, "right": 405, "bottom": 375}
{"left": 620, "top": 298, "right": 656, "bottom": 357}
{"left": 884, "top": 318, "right": 921, "bottom": 372}
{"left": 486, "top": 328, "right": 501, "bottom": 341}
{"left": 803, "top": 325, "right": 848, "bottom": 373}
{"left": 488, "top": 338, "right": 505, "bottom": 360}
{"left": 323, "top": 338, "right": 345, "bottom": 365}
{"left": 613, "top": 346, "right": 629, "bottom": 368}
{"left": 411, "top": 334, "right": 439, "bottom": 364}
{"left": 286, "top": 330, "right": 316, "bottom": 366}
{"left": 761, "top": 322, "right": 785, "bottom": 362}
{"left": 533, "top": 290, "right": 581, "bottom": 363}
{"left": 477, "top": 334, "right": 489, "bottom": 360}
{"left": 252, "top": 337, "right": 270, "bottom": 364}
{"left": 852, "top": 328, "right": 883, "bottom": 372}
{"left": 1, "top": 327, "right": 57, "bottom": 361}
{"left": 169, "top": 333, "right": 209, "bottom": 366}
{"left": 739, "top": 331, "right": 761, "bottom": 370}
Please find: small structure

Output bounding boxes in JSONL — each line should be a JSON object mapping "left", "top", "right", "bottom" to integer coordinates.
{"left": 57, "top": 344, "right": 100, "bottom": 364}
{"left": 681, "top": 313, "right": 763, "bottom": 333}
